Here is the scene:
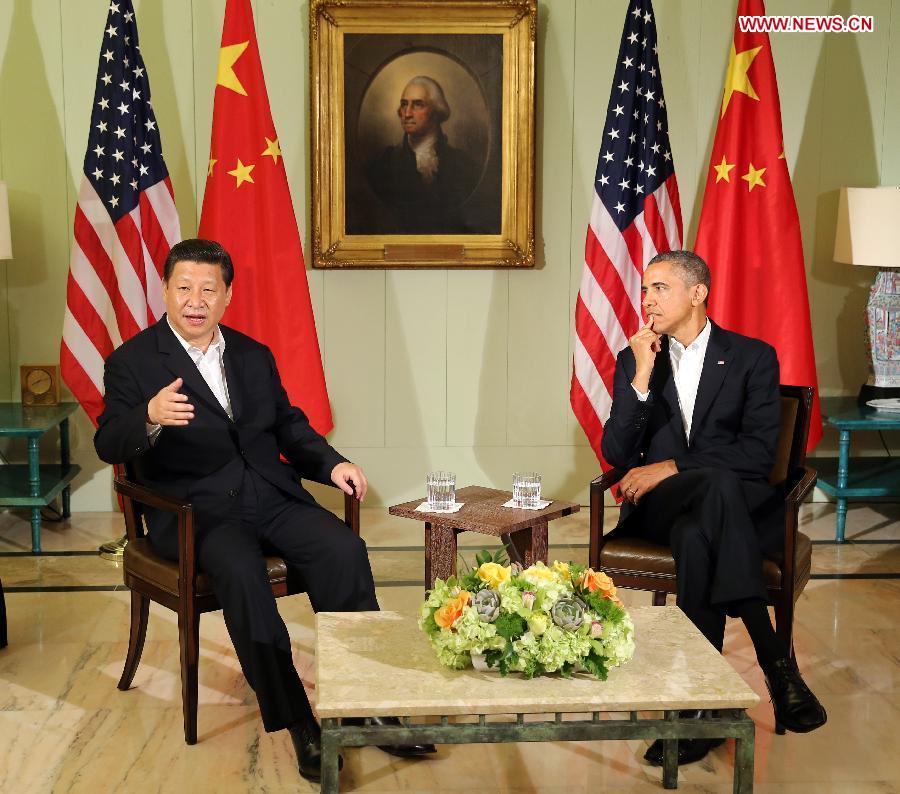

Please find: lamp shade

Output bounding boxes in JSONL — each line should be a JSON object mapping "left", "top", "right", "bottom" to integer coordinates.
{"left": 833, "top": 186, "right": 900, "bottom": 268}
{"left": 0, "top": 182, "right": 10, "bottom": 260}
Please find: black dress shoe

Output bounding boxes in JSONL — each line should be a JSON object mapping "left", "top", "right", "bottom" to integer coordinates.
{"left": 643, "top": 710, "right": 725, "bottom": 767}
{"left": 644, "top": 736, "right": 726, "bottom": 766}
{"left": 763, "top": 656, "right": 827, "bottom": 735}
{"left": 288, "top": 722, "right": 342, "bottom": 783}
{"left": 342, "top": 716, "right": 437, "bottom": 757}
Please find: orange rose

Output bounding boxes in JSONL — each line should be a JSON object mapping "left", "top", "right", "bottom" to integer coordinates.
{"left": 581, "top": 568, "right": 615, "bottom": 594}
{"left": 434, "top": 591, "right": 471, "bottom": 629}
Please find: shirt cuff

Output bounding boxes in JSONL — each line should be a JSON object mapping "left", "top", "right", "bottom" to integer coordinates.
{"left": 631, "top": 384, "right": 650, "bottom": 402}
{"left": 146, "top": 423, "right": 162, "bottom": 444}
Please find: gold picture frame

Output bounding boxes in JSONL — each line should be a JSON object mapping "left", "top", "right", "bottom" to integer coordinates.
{"left": 310, "top": 0, "right": 536, "bottom": 268}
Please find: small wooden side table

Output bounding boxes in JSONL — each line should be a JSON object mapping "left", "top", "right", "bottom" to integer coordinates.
{"left": 0, "top": 402, "right": 81, "bottom": 553}
{"left": 817, "top": 397, "right": 900, "bottom": 542}
{"left": 389, "top": 485, "right": 580, "bottom": 589}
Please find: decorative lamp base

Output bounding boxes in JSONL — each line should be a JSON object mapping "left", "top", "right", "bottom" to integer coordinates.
{"left": 99, "top": 535, "right": 127, "bottom": 561}
{"left": 864, "top": 268, "right": 899, "bottom": 395}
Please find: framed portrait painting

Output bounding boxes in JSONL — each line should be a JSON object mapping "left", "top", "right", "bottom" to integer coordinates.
{"left": 310, "top": 0, "right": 536, "bottom": 268}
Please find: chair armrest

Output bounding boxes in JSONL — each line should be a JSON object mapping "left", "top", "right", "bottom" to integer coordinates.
{"left": 114, "top": 475, "right": 198, "bottom": 597}
{"left": 589, "top": 468, "right": 624, "bottom": 568}
{"left": 114, "top": 476, "right": 192, "bottom": 516}
{"left": 785, "top": 466, "right": 817, "bottom": 506}
{"left": 343, "top": 490, "right": 360, "bottom": 535}
{"left": 591, "top": 468, "right": 625, "bottom": 493}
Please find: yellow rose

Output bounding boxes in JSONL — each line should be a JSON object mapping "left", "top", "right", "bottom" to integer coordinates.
{"left": 434, "top": 591, "right": 471, "bottom": 629}
{"left": 552, "top": 561, "right": 571, "bottom": 581}
{"left": 477, "top": 562, "right": 511, "bottom": 589}
{"left": 522, "top": 565, "right": 556, "bottom": 582}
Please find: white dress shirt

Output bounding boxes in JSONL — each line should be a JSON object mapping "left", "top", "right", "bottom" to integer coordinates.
{"left": 633, "top": 318, "right": 712, "bottom": 441}
{"left": 147, "top": 320, "right": 233, "bottom": 438}
{"left": 168, "top": 319, "right": 233, "bottom": 419}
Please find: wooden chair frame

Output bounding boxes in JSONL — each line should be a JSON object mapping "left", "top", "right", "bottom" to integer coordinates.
{"left": 114, "top": 471, "right": 359, "bottom": 744}
{"left": 589, "top": 385, "right": 817, "bottom": 655}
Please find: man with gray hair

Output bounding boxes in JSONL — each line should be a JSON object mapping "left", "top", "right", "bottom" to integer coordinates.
{"left": 366, "top": 75, "right": 480, "bottom": 233}
{"left": 601, "top": 249, "right": 826, "bottom": 767}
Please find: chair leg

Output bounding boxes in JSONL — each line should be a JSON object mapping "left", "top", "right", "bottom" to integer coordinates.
{"left": 178, "top": 606, "right": 200, "bottom": 745}
{"left": 117, "top": 591, "right": 150, "bottom": 690}
{"left": 652, "top": 591, "right": 667, "bottom": 606}
{"left": 773, "top": 596, "right": 795, "bottom": 661}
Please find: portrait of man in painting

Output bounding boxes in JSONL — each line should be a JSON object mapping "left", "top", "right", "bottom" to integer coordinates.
{"left": 344, "top": 34, "right": 503, "bottom": 236}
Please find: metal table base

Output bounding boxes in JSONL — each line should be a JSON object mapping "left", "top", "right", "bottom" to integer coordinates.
{"left": 320, "top": 709, "right": 755, "bottom": 792}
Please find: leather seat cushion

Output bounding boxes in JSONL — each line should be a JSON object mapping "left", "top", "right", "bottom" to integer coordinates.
{"left": 124, "top": 537, "right": 288, "bottom": 598}
{"left": 599, "top": 531, "right": 812, "bottom": 590}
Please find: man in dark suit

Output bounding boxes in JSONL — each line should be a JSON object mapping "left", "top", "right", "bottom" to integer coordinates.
{"left": 601, "top": 250, "right": 826, "bottom": 766}
{"left": 94, "top": 239, "right": 432, "bottom": 782}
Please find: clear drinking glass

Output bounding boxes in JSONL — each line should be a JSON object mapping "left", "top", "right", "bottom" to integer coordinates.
{"left": 512, "top": 472, "right": 542, "bottom": 508}
{"left": 426, "top": 471, "right": 456, "bottom": 510}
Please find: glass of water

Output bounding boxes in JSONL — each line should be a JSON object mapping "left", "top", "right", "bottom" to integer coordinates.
{"left": 512, "top": 472, "right": 542, "bottom": 508}
{"left": 426, "top": 471, "right": 456, "bottom": 510}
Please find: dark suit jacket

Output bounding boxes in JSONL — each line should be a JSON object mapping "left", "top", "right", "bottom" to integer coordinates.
{"left": 362, "top": 133, "right": 483, "bottom": 234}
{"left": 94, "top": 317, "right": 347, "bottom": 536}
{"left": 600, "top": 321, "right": 783, "bottom": 542}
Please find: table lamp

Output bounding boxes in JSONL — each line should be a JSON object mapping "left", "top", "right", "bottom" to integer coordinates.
{"left": 0, "top": 181, "right": 12, "bottom": 260}
{"left": 833, "top": 186, "right": 900, "bottom": 403}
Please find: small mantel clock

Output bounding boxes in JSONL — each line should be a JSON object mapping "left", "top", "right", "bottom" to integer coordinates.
{"left": 20, "top": 364, "right": 61, "bottom": 407}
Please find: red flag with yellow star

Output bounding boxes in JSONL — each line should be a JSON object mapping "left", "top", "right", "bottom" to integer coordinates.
{"left": 694, "top": 0, "right": 821, "bottom": 448}
{"left": 198, "top": 0, "right": 332, "bottom": 434}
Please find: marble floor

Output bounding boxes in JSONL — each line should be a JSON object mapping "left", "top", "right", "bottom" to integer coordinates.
{"left": 0, "top": 500, "right": 898, "bottom": 793}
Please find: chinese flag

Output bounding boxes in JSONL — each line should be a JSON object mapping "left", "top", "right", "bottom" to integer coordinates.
{"left": 694, "top": 0, "right": 821, "bottom": 449}
{"left": 199, "top": 0, "right": 332, "bottom": 434}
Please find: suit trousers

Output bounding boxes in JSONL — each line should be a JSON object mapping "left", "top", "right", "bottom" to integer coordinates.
{"left": 618, "top": 467, "right": 780, "bottom": 652}
{"left": 149, "top": 464, "right": 379, "bottom": 732}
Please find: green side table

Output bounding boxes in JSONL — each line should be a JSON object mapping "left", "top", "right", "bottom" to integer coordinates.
{"left": 0, "top": 402, "right": 82, "bottom": 553}
{"left": 816, "top": 396, "right": 900, "bottom": 543}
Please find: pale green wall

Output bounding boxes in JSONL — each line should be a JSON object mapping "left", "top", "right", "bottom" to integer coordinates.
{"left": 0, "top": 0, "right": 896, "bottom": 512}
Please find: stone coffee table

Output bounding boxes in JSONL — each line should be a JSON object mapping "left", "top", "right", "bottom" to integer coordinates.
{"left": 389, "top": 485, "right": 580, "bottom": 589}
{"left": 315, "top": 606, "right": 760, "bottom": 792}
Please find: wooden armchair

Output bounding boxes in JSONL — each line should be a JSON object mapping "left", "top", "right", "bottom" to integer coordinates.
{"left": 114, "top": 469, "right": 359, "bottom": 744}
{"left": 590, "top": 385, "right": 817, "bottom": 658}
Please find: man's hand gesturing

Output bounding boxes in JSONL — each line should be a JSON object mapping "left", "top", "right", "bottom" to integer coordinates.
{"left": 147, "top": 378, "right": 195, "bottom": 426}
{"left": 630, "top": 316, "right": 662, "bottom": 394}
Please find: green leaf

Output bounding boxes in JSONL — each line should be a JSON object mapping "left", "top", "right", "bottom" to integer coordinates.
{"left": 569, "top": 563, "right": 587, "bottom": 581}
{"left": 494, "top": 612, "right": 526, "bottom": 641}
{"left": 582, "top": 649, "right": 610, "bottom": 681}
{"left": 423, "top": 612, "right": 439, "bottom": 634}
{"left": 581, "top": 591, "right": 625, "bottom": 622}
{"left": 460, "top": 570, "right": 482, "bottom": 592}
{"left": 475, "top": 549, "right": 492, "bottom": 567}
{"left": 491, "top": 548, "right": 510, "bottom": 566}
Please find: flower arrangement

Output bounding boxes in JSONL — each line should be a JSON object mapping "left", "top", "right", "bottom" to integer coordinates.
{"left": 418, "top": 550, "right": 635, "bottom": 679}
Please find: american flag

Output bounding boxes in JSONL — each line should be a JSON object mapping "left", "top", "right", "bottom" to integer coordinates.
{"left": 61, "top": 0, "right": 180, "bottom": 424}
{"left": 570, "top": 0, "right": 682, "bottom": 462}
